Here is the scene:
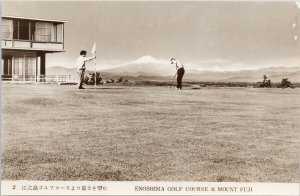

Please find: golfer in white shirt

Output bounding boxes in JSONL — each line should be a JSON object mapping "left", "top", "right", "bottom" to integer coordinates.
{"left": 170, "top": 58, "right": 185, "bottom": 89}
{"left": 76, "top": 50, "right": 95, "bottom": 89}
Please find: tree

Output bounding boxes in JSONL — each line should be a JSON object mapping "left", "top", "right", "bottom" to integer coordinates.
{"left": 118, "top": 77, "right": 123, "bottom": 83}
{"left": 87, "top": 72, "right": 102, "bottom": 85}
{"left": 258, "top": 75, "right": 271, "bottom": 88}
{"left": 84, "top": 75, "right": 89, "bottom": 84}
{"left": 263, "top": 75, "right": 268, "bottom": 83}
{"left": 280, "top": 78, "right": 293, "bottom": 88}
{"left": 95, "top": 72, "right": 102, "bottom": 84}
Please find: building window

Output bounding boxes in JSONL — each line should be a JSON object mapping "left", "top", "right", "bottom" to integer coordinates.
{"left": 19, "top": 20, "right": 30, "bottom": 40}
{"left": 2, "top": 19, "right": 13, "bottom": 39}
{"left": 2, "top": 19, "right": 63, "bottom": 43}
{"left": 35, "top": 22, "right": 54, "bottom": 42}
{"left": 13, "top": 20, "right": 19, "bottom": 39}
{"left": 30, "top": 22, "right": 36, "bottom": 40}
{"left": 14, "top": 56, "right": 36, "bottom": 80}
{"left": 55, "top": 23, "right": 63, "bottom": 42}
{"left": 25, "top": 57, "right": 36, "bottom": 77}
{"left": 14, "top": 57, "right": 23, "bottom": 76}
{"left": 12, "top": 20, "right": 30, "bottom": 40}
{"left": 2, "top": 58, "right": 12, "bottom": 75}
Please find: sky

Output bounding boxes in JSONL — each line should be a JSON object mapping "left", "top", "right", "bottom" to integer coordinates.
{"left": 2, "top": 1, "right": 300, "bottom": 71}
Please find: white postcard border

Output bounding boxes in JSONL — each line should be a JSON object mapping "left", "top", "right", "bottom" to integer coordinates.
{"left": 1, "top": 181, "right": 299, "bottom": 196}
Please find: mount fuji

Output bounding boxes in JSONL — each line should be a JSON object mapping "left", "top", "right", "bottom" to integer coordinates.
{"left": 102, "top": 56, "right": 175, "bottom": 76}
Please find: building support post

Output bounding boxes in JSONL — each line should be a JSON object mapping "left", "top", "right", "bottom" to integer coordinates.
{"left": 12, "top": 52, "right": 15, "bottom": 82}
{"left": 39, "top": 52, "right": 46, "bottom": 82}
{"left": 23, "top": 55, "right": 26, "bottom": 82}
{"left": 35, "top": 56, "right": 38, "bottom": 83}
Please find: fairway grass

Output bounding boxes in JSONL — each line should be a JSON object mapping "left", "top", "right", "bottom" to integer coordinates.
{"left": 1, "top": 84, "right": 300, "bottom": 182}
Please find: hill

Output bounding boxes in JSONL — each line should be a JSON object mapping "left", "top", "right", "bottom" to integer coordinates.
{"left": 47, "top": 66, "right": 77, "bottom": 76}
{"left": 103, "top": 56, "right": 174, "bottom": 76}
{"left": 185, "top": 68, "right": 300, "bottom": 83}
{"left": 47, "top": 56, "right": 300, "bottom": 83}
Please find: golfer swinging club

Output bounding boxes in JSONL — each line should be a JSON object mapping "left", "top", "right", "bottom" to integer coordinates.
{"left": 170, "top": 58, "right": 185, "bottom": 90}
{"left": 76, "top": 50, "right": 95, "bottom": 89}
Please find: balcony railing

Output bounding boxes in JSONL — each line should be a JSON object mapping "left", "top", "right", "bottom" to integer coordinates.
{"left": 2, "top": 75, "right": 78, "bottom": 84}
{"left": 2, "top": 39, "right": 64, "bottom": 51}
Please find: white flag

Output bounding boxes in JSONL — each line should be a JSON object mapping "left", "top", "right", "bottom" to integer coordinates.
{"left": 293, "top": 23, "right": 296, "bottom": 28}
{"left": 294, "top": 35, "right": 298, "bottom": 41}
{"left": 296, "top": 1, "right": 300, "bottom": 9}
{"left": 91, "top": 42, "right": 96, "bottom": 55}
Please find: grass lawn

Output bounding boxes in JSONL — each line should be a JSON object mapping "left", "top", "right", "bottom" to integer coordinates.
{"left": 1, "top": 83, "right": 300, "bottom": 182}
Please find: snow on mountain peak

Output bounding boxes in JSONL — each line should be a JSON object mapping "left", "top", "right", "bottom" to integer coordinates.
{"left": 133, "top": 56, "right": 160, "bottom": 64}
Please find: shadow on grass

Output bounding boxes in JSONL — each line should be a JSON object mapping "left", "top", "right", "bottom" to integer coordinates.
{"left": 87, "top": 87, "right": 128, "bottom": 90}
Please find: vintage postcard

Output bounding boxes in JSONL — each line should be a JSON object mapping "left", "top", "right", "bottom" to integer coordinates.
{"left": 1, "top": 0, "right": 299, "bottom": 195}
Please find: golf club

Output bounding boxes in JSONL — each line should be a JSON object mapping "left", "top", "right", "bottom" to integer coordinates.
{"left": 170, "top": 73, "right": 177, "bottom": 88}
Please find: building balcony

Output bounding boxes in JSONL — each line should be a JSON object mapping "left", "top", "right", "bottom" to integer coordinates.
{"left": 2, "top": 15, "right": 65, "bottom": 53}
{"left": 2, "top": 39, "right": 64, "bottom": 53}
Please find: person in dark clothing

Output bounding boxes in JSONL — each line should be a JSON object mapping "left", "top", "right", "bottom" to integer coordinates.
{"left": 170, "top": 58, "right": 185, "bottom": 89}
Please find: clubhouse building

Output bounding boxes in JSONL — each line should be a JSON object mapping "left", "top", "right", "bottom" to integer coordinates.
{"left": 1, "top": 16, "right": 66, "bottom": 82}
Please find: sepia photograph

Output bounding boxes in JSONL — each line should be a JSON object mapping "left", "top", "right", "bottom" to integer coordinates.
{"left": 1, "top": 0, "right": 300, "bottom": 195}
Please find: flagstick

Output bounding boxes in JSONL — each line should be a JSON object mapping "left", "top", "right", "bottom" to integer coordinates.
{"left": 94, "top": 52, "right": 96, "bottom": 89}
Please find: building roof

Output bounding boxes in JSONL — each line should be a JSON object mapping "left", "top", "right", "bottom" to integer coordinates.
{"left": 2, "top": 15, "right": 66, "bottom": 23}
{"left": 3, "top": 48, "right": 65, "bottom": 53}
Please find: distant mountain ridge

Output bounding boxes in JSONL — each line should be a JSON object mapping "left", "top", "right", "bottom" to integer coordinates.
{"left": 184, "top": 67, "right": 300, "bottom": 82}
{"left": 103, "top": 56, "right": 173, "bottom": 76}
{"left": 47, "top": 66, "right": 77, "bottom": 76}
{"left": 47, "top": 65, "right": 300, "bottom": 83}
{"left": 47, "top": 56, "right": 300, "bottom": 83}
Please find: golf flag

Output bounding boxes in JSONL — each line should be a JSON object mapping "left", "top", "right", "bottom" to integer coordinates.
{"left": 293, "top": 23, "right": 297, "bottom": 29}
{"left": 294, "top": 35, "right": 298, "bottom": 41}
{"left": 296, "top": 1, "right": 300, "bottom": 9}
{"left": 91, "top": 42, "right": 97, "bottom": 88}
{"left": 91, "top": 42, "right": 96, "bottom": 55}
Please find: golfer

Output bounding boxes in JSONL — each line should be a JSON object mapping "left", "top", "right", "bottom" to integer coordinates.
{"left": 76, "top": 50, "right": 95, "bottom": 89}
{"left": 170, "top": 58, "right": 185, "bottom": 89}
